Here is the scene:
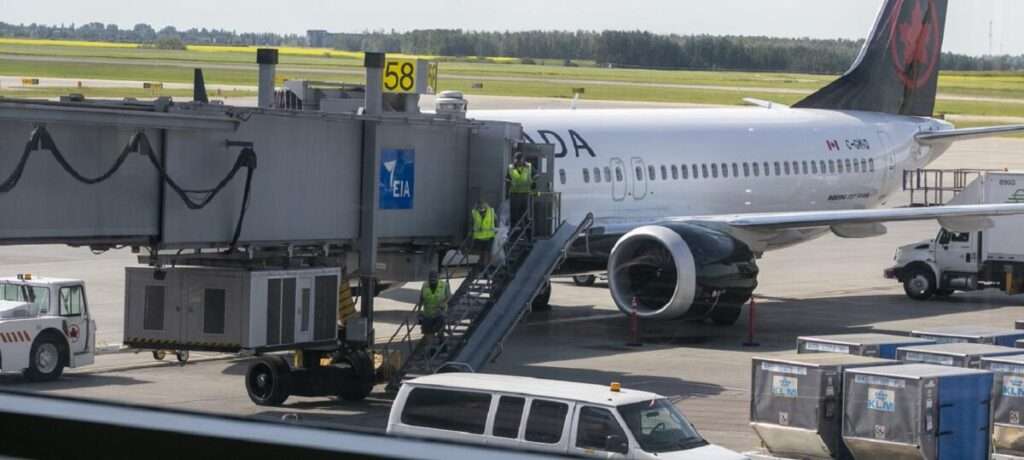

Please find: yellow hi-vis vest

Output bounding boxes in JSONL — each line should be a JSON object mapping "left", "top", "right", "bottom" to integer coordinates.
{"left": 421, "top": 281, "right": 449, "bottom": 317}
{"left": 509, "top": 164, "right": 533, "bottom": 194}
{"left": 472, "top": 207, "right": 496, "bottom": 241}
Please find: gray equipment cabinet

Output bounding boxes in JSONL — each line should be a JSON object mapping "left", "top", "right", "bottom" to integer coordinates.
{"left": 911, "top": 326, "right": 1024, "bottom": 347}
{"left": 843, "top": 364, "right": 993, "bottom": 460}
{"left": 750, "top": 353, "right": 895, "bottom": 460}
{"left": 797, "top": 333, "right": 935, "bottom": 359}
{"left": 981, "top": 354, "right": 1024, "bottom": 456}
{"left": 125, "top": 267, "right": 340, "bottom": 352}
{"left": 896, "top": 343, "right": 1023, "bottom": 368}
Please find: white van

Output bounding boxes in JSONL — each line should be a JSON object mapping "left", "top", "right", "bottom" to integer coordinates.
{"left": 387, "top": 373, "right": 747, "bottom": 459}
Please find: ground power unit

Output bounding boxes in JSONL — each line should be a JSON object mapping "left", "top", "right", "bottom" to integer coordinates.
{"left": 843, "top": 364, "right": 993, "bottom": 460}
{"left": 797, "top": 333, "right": 935, "bottom": 359}
{"left": 124, "top": 267, "right": 340, "bottom": 352}
{"left": 896, "top": 343, "right": 1023, "bottom": 368}
{"left": 910, "top": 326, "right": 1024, "bottom": 347}
{"left": 982, "top": 354, "right": 1024, "bottom": 457}
{"left": 750, "top": 353, "right": 894, "bottom": 460}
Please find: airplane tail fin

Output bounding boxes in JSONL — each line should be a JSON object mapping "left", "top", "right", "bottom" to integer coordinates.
{"left": 794, "top": 0, "right": 948, "bottom": 117}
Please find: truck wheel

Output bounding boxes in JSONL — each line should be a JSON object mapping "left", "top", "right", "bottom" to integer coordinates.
{"left": 152, "top": 350, "right": 167, "bottom": 361}
{"left": 572, "top": 275, "right": 597, "bottom": 287}
{"left": 246, "top": 356, "right": 291, "bottom": 406}
{"left": 904, "top": 267, "right": 936, "bottom": 301}
{"left": 175, "top": 350, "right": 190, "bottom": 363}
{"left": 25, "top": 335, "right": 65, "bottom": 382}
{"left": 338, "top": 349, "right": 375, "bottom": 402}
{"left": 531, "top": 282, "right": 552, "bottom": 312}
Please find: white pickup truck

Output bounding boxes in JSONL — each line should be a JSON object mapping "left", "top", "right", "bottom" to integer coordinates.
{"left": 886, "top": 172, "right": 1024, "bottom": 300}
{"left": 0, "top": 274, "right": 96, "bottom": 381}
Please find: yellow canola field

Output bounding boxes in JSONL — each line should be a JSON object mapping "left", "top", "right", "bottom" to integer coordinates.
{"left": 0, "top": 37, "right": 139, "bottom": 48}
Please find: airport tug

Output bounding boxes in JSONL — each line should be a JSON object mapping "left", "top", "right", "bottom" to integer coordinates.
{"left": 0, "top": 274, "right": 96, "bottom": 381}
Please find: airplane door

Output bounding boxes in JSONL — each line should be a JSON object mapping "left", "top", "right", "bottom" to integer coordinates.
{"left": 630, "top": 157, "right": 647, "bottom": 200}
{"left": 610, "top": 157, "right": 626, "bottom": 202}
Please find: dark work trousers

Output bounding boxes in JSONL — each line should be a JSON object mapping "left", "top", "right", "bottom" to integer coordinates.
{"left": 510, "top": 193, "right": 531, "bottom": 239}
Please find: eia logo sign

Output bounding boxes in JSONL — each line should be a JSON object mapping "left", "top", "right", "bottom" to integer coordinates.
{"left": 379, "top": 149, "right": 415, "bottom": 210}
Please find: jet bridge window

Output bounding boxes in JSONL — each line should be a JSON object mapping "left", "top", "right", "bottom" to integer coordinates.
{"left": 582, "top": 168, "right": 590, "bottom": 183}
{"left": 671, "top": 165, "right": 678, "bottom": 180}
{"left": 559, "top": 169, "right": 566, "bottom": 185}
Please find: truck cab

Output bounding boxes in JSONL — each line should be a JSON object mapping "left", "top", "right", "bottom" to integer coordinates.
{"left": 0, "top": 274, "right": 95, "bottom": 381}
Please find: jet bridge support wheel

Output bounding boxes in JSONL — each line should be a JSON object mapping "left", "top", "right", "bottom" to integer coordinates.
{"left": 337, "top": 349, "right": 375, "bottom": 402}
{"left": 531, "top": 281, "right": 552, "bottom": 312}
{"left": 246, "top": 355, "right": 292, "bottom": 406}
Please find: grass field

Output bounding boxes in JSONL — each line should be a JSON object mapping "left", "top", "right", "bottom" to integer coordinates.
{"left": 0, "top": 38, "right": 1022, "bottom": 120}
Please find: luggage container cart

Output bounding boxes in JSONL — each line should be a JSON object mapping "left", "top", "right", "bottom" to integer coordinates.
{"left": 981, "top": 354, "right": 1024, "bottom": 458}
{"left": 797, "top": 333, "right": 935, "bottom": 359}
{"left": 750, "top": 353, "right": 895, "bottom": 460}
{"left": 896, "top": 343, "right": 1023, "bottom": 368}
{"left": 911, "top": 326, "right": 1024, "bottom": 347}
{"left": 843, "top": 364, "right": 993, "bottom": 460}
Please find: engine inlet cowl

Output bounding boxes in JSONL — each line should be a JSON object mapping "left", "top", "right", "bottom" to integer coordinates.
{"left": 607, "top": 226, "right": 697, "bottom": 319}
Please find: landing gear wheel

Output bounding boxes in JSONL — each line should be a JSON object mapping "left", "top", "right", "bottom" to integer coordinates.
{"left": 572, "top": 275, "right": 597, "bottom": 287}
{"left": 531, "top": 282, "right": 552, "bottom": 312}
{"left": 338, "top": 349, "right": 375, "bottom": 402}
{"left": 246, "top": 356, "right": 292, "bottom": 406}
{"left": 25, "top": 335, "right": 64, "bottom": 382}
{"left": 903, "top": 267, "right": 936, "bottom": 301}
{"left": 152, "top": 350, "right": 167, "bottom": 361}
{"left": 710, "top": 305, "right": 744, "bottom": 326}
{"left": 175, "top": 350, "right": 190, "bottom": 363}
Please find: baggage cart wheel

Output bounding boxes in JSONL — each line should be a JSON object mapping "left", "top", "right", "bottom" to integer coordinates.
{"left": 152, "top": 350, "right": 167, "bottom": 361}
{"left": 175, "top": 350, "right": 190, "bottom": 363}
{"left": 25, "top": 333, "right": 65, "bottom": 382}
{"left": 338, "top": 349, "right": 375, "bottom": 402}
{"left": 572, "top": 275, "right": 597, "bottom": 287}
{"left": 246, "top": 356, "right": 292, "bottom": 406}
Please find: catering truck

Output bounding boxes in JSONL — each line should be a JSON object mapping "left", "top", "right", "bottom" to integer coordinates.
{"left": 0, "top": 274, "right": 96, "bottom": 381}
{"left": 886, "top": 172, "right": 1024, "bottom": 300}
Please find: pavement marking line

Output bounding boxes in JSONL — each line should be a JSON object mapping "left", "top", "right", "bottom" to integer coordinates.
{"left": 527, "top": 313, "right": 622, "bottom": 326}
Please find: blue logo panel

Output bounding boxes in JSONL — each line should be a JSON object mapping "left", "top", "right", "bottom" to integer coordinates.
{"left": 379, "top": 149, "right": 415, "bottom": 210}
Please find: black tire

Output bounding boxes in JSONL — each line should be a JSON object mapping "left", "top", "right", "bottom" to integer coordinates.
{"left": 152, "top": 350, "right": 167, "bottom": 361}
{"left": 246, "top": 356, "right": 291, "bottom": 406}
{"left": 572, "top": 275, "right": 597, "bottom": 287}
{"left": 175, "top": 350, "right": 190, "bottom": 363}
{"left": 25, "top": 334, "right": 65, "bottom": 382}
{"left": 934, "top": 289, "right": 955, "bottom": 298}
{"left": 903, "top": 266, "right": 937, "bottom": 301}
{"left": 338, "top": 349, "right": 375, "bottom": 402}
{"left": 710, "top": 305, "right": 744, "bottom": 326}
{"left": 531, "top": 281, "right": 553, "bottom": 312}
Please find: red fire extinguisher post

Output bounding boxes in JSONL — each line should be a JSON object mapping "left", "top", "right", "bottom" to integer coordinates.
{"left": 627, "top": 297, "right": 643, "bottom": 347}
{"left": 742, "top": 295, "right": 760, "bottom": 347}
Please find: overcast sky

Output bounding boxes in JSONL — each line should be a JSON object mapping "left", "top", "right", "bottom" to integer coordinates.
{"left": 0, "top": 0, "right": 1019, "bottom": 56}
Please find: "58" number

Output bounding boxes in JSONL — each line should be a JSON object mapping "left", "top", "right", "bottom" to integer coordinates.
{"left": 383, "top": 60, "right": 416, "bottom": 92}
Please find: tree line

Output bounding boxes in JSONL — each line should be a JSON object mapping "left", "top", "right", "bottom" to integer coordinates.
{"left": 1, "top": 22, "right": 1021, "bottom": 74}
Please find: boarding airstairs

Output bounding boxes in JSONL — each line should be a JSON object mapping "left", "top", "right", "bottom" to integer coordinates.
{"left": 384, "top": 208, "right": 593, "bottom": 390}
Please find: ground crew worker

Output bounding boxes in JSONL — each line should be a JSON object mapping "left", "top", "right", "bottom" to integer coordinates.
{"left": 507, "top": 153, "right": 535, "bottom": 235}
{"left": 419, "top": 271, "right": 450, "bottom": 340}
{"left": 471, "top": 198, "right": 497, "bottom": 268}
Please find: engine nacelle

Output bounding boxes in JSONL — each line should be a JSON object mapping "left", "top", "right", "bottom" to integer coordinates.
{"left": 607, "top": 223, "right": 757, "bottom": 320}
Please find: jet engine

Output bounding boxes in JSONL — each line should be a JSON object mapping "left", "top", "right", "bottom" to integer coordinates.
{"left": 607, "top": 223, "right": 759, "bottom": 322}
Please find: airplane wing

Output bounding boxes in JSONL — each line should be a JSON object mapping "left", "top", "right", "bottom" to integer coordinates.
{"left": 917, "top": 125, "right": 1024, "bottom": 145}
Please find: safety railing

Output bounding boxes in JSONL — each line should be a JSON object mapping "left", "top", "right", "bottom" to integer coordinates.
{"left": 903, "top": 168, "right": 1004, "bottom": 207}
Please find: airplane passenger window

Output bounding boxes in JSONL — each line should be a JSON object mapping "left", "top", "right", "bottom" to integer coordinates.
{"left": 647, "top": 165, "right": 656, "bottom": 181}
{"left": 845, "top": 159, "right": 853, "bottom": 172}
{"left": 753, "top": 162, "right": 760, "bottom": 177}
{"left": 853, "top": 160, "right": 861, "bottom": 173}
{"left": 604, "top": 167, "right": 612, "bottom": 182}
{"left": 811, "top": 161, "right": 819, "bottom": 174}
{"left": 559, "top": 169, "right": 567, "bottom": 185}
{"left": 743, "top": 163, "right": 750, "bottom": 177}
{"left": 837, "top": 160, "right": 844, "bottom": 174}
{"left": 802, "top": 161, "right": 809, "bottom": 175}
{"left": 680, "top": 165, "right": 688, "bottom": 179}
{"left": 582, "top": 168, "right": 590, "bottom": 183}
{"left": 692, "top": 165, "right": 699, "bottom": 179}
{"left": 792, "top": 161, "right": 799, "bottom": 175}
{"left": 661, "top": 165, "right": 668, "bottom": 180}
{"left": 869, "top": 159, "right": 875, "bottom": 172}
{"left": 820, "top": 160, "right": 827, "bottom": 175}
{"left": 763, "top": 162, "right": 771, "bottom": 177}
{"left": 593, "top": 168, "right": 602, "bottom": 183}
{"left": 783, "top": 162, "right": 791, "bottom": 176}
{"left": 615, "top": 167, "right": 623, "bottom": 182}
{"left": 702, "top": 164, "right": 709, "bottom": 178}
{"left": 861, "top": 159, "right": 868, "bottom": 173}
{"left": 721, "top": 163, "right": 729, "bottom": 178}
{"left": 671, "top": 165, "right": 679, "bottom": 180}
{"left": 774, "top": 162, "right": 781, "bottom": 176}
{"left": 732, "top": 163, "right": 739, "bottom": 177}
{"left": 828, "top": 160, "right": 836, "bottom": 174}
{"left": 711, "top": 164, "right": 719, "bottom": 178}
{"left": 635, "top": 167, "right": 643, "bottom": 181}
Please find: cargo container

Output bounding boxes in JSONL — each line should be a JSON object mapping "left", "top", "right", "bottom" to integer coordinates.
{"left": 896, "top": 342, "right": 1022, "bottom": 368}
{"left": 981, "top": 354, "right": 1024, "bottom": 457}
{"left": 910, "top": 325, "right": 1024, "bottom": 347}
{"left": 797, "top": 333, "right": 934, "bottom": 359}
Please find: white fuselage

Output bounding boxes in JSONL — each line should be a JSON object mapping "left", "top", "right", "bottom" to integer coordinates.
{"left": 475, "top": 107, "right": 953, "bottom": 252}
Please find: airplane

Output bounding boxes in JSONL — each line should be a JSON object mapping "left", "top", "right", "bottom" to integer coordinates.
{"left": 473, "top": 0, "right": 1024, "bottom": 326}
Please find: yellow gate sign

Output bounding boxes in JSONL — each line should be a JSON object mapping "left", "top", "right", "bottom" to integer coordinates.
{"left": 381, "top": 59, "right": 438, "bottom": 95}
{"left": 382, "top": 59, "right": 417, "bottom": 93}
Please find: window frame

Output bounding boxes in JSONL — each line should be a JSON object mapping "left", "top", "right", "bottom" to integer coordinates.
{"left": 400, "top": 387, "right": 493, "bottom": 435}
{"left": 574, "top": 405, "right": 630, "bottom": 454}
{"left": 58, "top": 284, "right": 85, "bottom": 317}
{"left": 524, "top": 398, "right": 571, "bottom": 445}
{"left": 492, "top": 395, "right": 527, "bottom": 439}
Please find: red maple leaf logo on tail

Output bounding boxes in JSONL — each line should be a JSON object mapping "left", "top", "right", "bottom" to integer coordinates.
{"left": 889, "top": 0, "right": 941, "bottom": 89}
